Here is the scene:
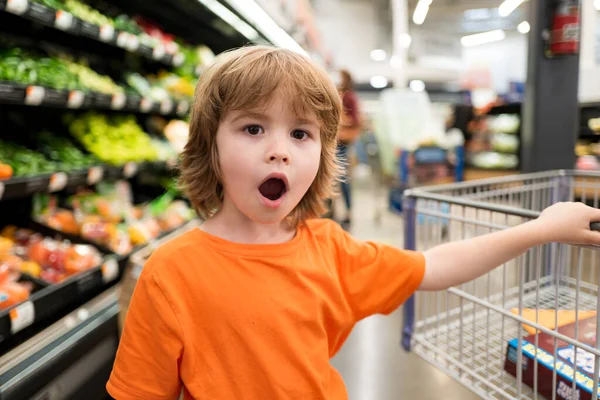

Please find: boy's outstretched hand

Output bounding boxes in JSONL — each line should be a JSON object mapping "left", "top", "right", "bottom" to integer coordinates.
{"left": 535, "top": 202, "right": 600, "bottom": 246}
{"left": 419, "top": 202, "right": 600, "bottom": 291}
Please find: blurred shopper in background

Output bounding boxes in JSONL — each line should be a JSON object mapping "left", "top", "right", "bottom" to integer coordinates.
{"left": 335, "top": 69, "right": 361, "bottom": 227}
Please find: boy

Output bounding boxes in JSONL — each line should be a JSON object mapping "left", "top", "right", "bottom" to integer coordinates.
{"left": 107, "top": 46, "right": 600, "bottom": 400}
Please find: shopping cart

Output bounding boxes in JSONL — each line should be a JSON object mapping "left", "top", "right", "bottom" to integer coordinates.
{"left": 401, "top": 170, "right": 600, "bottom": 400}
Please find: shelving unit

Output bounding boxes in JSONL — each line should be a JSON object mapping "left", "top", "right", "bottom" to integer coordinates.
{"left": 464, "top": 103, "right": 521, "bottom": 180}
{"left": 0, "top": 82, "right": 190, "bottom": 116}
{"left": 0, "top": 0, "right": 284, "bottom": 396}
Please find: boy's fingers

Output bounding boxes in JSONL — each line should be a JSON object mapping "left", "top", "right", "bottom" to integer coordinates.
{"left": 585, "top": 229, "right": 600, "bottom": 246}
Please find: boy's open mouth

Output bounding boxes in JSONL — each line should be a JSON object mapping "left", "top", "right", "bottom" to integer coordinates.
{"left": 259, "top": 178, "right": 287, "bottom": 201}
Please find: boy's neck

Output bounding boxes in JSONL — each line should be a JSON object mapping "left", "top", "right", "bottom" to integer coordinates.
{"left": 201, "top": 208, "right": 296, "bottom": 245}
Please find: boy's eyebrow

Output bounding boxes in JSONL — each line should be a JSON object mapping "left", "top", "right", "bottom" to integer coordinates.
{"left": 229, "top": 112, "right": 319, "bottom": 127}
{"left": 230, "top": 111, "right": 269, "bottom": 124}
{"left": 295, "top": 118, "right": 319, "bottom": 127}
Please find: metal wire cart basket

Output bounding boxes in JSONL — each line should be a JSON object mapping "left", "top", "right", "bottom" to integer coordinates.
{"left": 401, "top": 171, "right": 600, "bottom": 400}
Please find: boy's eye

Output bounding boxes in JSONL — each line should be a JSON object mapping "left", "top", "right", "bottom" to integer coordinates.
{"left": 244, "top": 125, "right": 263, "bottom": 135}
{"left": 291, "top": 130, "right": 309, "bottom": 140}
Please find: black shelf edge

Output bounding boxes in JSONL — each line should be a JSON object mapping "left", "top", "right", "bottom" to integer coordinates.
{"left": 0, "top": 82, "right": 190, "bottom": 117}
{"left": 486, "top": 103, "right": 522, "bottom": 116}
{"left": 0, "top": 0, "right": 184, "bottom": 67}
{"left": 0, "top": 161, "right": 176, "bottom": 202}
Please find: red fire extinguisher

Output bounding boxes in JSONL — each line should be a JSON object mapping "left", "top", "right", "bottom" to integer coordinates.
{"left": 549, "top": 0, "right": 580, "bottom": 55}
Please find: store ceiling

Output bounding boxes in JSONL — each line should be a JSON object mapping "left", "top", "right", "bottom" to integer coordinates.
{"left": 408, "top": 0, "right": 530, "bottom": 35}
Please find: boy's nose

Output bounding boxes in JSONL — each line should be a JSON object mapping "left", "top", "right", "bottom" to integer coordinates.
{"left": 268, "top": 151, "right": 289, "bottom": 164}
{"left": 266, "top": 138, "right": 290, "bottom": 164}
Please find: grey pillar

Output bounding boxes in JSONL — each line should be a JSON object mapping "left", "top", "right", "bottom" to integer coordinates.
{"left": 521, "top": 0, "right": 580, "bottom": 173}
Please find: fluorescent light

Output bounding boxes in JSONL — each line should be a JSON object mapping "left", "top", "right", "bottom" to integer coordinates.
{"left": 595, "top": 0, "right": 600, "bottom": 10}
{"left": 409, "top": 80, "right": 426, "bottom": 92}
{"left": 498, "top": 0, "right": 525, "bottom": 17}
{"left": 399, "top": 33, "right": 412, "bottom": 48}
{"left": 461, "top": 29, "right": 506, "bottom": 47}
{"left": 390, "top": 55, "right": 403, "bottom": 69}
{"left": 221, "top": 0, "right": 307, "bottom": 55}
{"left": 198, "top": 0, "right": 259, "bottom": 41}
{"left": 370, "top": 49, "right": 387, "bottom": 61}
{"left": 370, "top": 76, "right": 388, "bottom": 89}
{"left": 518, "top": 21, "right": 530, "bottom": 34}
{"left": 413, "top": 0, "right": 432, "bottom": 25}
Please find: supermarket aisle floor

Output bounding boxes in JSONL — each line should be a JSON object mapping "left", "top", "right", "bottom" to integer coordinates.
{"left": 330, "top": 184, "right": 480, "bottom": 400}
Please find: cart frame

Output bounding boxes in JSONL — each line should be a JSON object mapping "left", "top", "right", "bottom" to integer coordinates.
{"left": 401, "top": 170, "right": 600, "bottom": 400}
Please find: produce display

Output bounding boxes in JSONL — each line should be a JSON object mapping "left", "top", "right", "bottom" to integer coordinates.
{"left": 0, "top": 139, "right": 59, "bottom": 177}
{"left": 466, "top": 112, "right": 521, "bottom": 169}
{"left": 0, "top": 224, "right": 102, "bottom": 304}
{"left": 0, "top": 48, "right": 123, "bottom": 94}
{"left": 33, "top": 183, "right": 195, "bottom": 254}
{"left": 36, "top": 131, "right": 99, "bottom": 171}
{"left": 125, "top": 71, "right": 194, "bottom": 101}
{"left": 66, "top": 112, "right": 158, "bottom": 164}
{"left": 0, "top": 0, "right": 208, "bottom": 341}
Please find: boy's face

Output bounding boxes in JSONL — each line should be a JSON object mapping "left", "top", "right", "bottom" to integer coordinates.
{"left": 216, "top": 89, "right": 322, "bottom": 225}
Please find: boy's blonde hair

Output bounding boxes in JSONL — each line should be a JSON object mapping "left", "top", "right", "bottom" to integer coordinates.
{"left": 180, "top": 45, "right": 343, "bottom": 225}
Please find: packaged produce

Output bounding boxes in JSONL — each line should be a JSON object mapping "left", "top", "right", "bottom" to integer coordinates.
{"left": 490, "top": 132, "right": 519, "bottom": 154}
{"left": 66, "top": 112, "right": 158, "bottom": 165}
{"left": 0, "top": 225, "right": 102, "bottom": 286}
{"left": 489, "top": 114, "right": 520, "bottom": 135}
{"left": 0, "top": 281, "right": 32, "bottom": 310}
{"left": 33, "top": 183, "right": 194, "bottom": 254}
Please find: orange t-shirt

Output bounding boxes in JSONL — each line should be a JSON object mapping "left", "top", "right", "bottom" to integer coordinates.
{"left": 107, "top": 218, "right": 425, "bottom": 400}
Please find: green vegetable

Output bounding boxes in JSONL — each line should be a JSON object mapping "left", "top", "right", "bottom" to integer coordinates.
{"left": 67, "top": 112, "right": 158, "bottom": 165}
{"left": 0, "top": 140, "right": 60, "bottom": 176}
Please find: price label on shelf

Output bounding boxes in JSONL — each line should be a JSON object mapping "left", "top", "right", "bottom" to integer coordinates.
{"left": 54, "top": 10, "right": 73, "bottom": 31}
{"left": 125, "top": 35, "right": 139, "bottom": 52}
{"left": 173, "top": 52, "right": 185, "bottom": 67}
{"left": 166, "top": 157, "right": 178, "bottom": 169}
{"left": 25, "top": 86, "right": 44, "bottom": 106}
{"left": 5, "top": 0, "right": 28, "bottom": 15}
{"left": 67, "top": 90, "right": 84, "bottom": 108}
{"left": 87, "top": 166, "right": 103, "bottom": 185}
{"left": 152, "top": 44, "right": 165, "bottom": 60}
{"left": 123, "top": 162, "right": 138, "bottom": 178}
{"left": 102, "top": 258, "right": 119, "bottom": 283}
{"left": 116, "top": 32, "right": 129, "bottom": 48}
{"left": 48, "top": 172, "right": 68, "bottom": 192}
{"left": 10, "top": 301, "right": 35, "bottom": 334}
{"left": 0, "top": 182, "right": 4, "bottom": 200}
{"left": 140, "top": 97, "right": 153, "bottom": 113}
{"left": 99, "top": 24, "right": 114, "bottom": 42}
{"left": 160, "top": 98, "right": 173, "bottom": 115}
{"left": 111, "top": 93, "right": 126, "bottom": 110}
{"left": 177, "top": 100, "right": 190, "bottom": 115}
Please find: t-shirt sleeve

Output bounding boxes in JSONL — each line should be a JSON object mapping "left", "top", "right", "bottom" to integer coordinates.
{"left": 333, "top": 223, "right": 426, "bottom": 320}
{"left": 107, "top": 264, "right": 183, "bottom": 400}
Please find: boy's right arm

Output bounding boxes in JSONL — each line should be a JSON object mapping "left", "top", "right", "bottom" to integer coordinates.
{"left": 107, "top": 264, "right": 184, "bottom": 400}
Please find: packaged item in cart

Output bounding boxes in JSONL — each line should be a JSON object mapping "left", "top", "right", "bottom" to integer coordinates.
{"left": 504, "top": 314, "right": 600, "bottom": 400}
{"left": 511, "top": 308, "right": 598, "bottom": 335}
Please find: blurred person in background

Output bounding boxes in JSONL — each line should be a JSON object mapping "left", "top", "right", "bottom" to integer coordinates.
{"left": 334, "top": 69, "right": 361, "bottom": 227}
